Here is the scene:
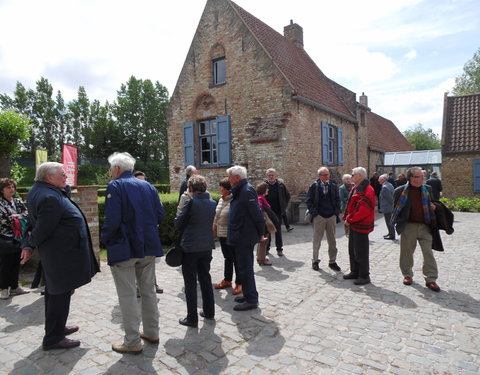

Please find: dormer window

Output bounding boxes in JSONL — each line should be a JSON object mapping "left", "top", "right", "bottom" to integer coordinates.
{"left": 213, "top": 57, "right": 226, "bottom": 85}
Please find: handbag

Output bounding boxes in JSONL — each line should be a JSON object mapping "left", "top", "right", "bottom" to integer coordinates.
{"left": 165, "top": 245, "right": 183, "bottom": 267}
{"left": 264, "top": 211, "right": 277, "bottom": 234}
{"left": 0, "top": 237, "right": 20, "bottom": 255}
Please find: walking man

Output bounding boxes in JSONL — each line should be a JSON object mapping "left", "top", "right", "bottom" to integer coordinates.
{"left": 378, "top": 173, "right": 395, "bottom": 240}
{"left": 101, "top": 152, "right": 165, "bottom": 353}
{"left": 391, "top": 166, "right": 440, "bottom": 292}
{"left": 426, "top": 172, "right": 443, "bottom": 201}
{"left": 306, "top": 167, "right": 341, "bottom": 272}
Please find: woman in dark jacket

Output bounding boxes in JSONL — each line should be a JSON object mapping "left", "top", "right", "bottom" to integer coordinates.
{"left": 174, "top": 175, "right": 217, "bottom": 327}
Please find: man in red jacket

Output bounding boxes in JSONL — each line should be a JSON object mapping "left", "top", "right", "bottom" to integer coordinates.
{"left": 342, "top": 167, "right": 376, "bottom": 285}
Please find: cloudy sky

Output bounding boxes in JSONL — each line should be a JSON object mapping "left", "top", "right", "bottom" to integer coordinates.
{"left": 0, "top": 0, "right": 478, "bottom": 137}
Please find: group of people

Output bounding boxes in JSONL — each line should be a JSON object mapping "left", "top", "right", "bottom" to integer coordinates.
{"left": 0, "top": 158, "right": 445, "bottom": 354}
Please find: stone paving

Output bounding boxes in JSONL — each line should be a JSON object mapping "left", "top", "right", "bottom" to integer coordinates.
{"left": 1, "top": 211, "right": 479, "bottom": 375}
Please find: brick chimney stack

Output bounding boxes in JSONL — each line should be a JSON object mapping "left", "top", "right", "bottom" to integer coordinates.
{"left": 359, "top": 92, "right": 368, "bottom": 107}
{"left": 284, "top": 20, "right": 303, "bottom": 49}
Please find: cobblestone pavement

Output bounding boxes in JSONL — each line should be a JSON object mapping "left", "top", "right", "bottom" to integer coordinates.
{"left": 1, "top": 212, "right": 479, "bottom": 375}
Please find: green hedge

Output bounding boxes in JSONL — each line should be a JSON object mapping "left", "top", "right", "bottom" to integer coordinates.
{"left": 440, "top": 197, "right": 480, "bottom": 212}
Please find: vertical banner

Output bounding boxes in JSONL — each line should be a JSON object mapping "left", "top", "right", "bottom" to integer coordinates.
{"left": 62, "top": 144, "right": 78, "bottom": 186}
{"left": 35, "top": 149, "right": 48, "bottom": 170}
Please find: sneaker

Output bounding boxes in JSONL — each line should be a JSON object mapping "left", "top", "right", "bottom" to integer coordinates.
{"left": 426, "top": 282, "right": 440, "bottom": 292}
{"left": 214, "top": 280, "right": 232, "bottom": 289}
{"left": 112, "top": 342, "right": 143, "bottom": 354}
{"left": 232, "top": 284, "right": 243, "bottom": 295}
{"left": 328, "top": 262, "right": 341, "bottom": 272}
{"left": 0, "top": 289, "right": 9, "bottom": 300}
{"left": 10, "top": 286, "right": 30, "bottom": 296}
{"left": 312, "top": 261, "right": 320, "bottom": 271}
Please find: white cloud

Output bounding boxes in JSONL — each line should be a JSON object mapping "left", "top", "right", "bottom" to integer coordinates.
{"left": 404, "top": 49, "right": 417, "bottom": 61}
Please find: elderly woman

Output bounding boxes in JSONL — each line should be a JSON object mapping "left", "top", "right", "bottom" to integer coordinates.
{"left": 174, "top": 175, "right": 217, "bottom": 327}
{"left": 0, "top": 178, "right": 29, "bottom": 299}
{"left": 255, "top": 182, "right": 279, "bottom": 266}
{"left": 339, "top": 174, "right": 353, "bottom": 214}
{"left": 213, "top": 178, "right": 242, "bottom": 295}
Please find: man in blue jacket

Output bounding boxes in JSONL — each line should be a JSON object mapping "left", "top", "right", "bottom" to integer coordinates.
{"left": 101, "top": 152, "right": 165, "bottom": 354}
{"left": 226, "top": 165, "right": 266, "bottom": 311}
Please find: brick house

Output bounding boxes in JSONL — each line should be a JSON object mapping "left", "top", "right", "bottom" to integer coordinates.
{"left": 167, "top": 0, "right": 412, "bottom": 198}
{"left": 441, "top": 92, "right": 480, "bottom": 198}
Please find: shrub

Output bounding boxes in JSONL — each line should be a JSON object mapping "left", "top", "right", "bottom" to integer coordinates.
{"left": 440, "top": 197, "right": 480, "bottom": 212}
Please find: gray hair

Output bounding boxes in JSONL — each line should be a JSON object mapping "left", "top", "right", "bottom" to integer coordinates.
{"left": 108, "top": 152, "right": 135, "bottom": 172}
{"left": 352, "top": 167, "right": 367, "bottom": 179}
{"left": 342, "top": 174, "right": 352, "bottom": 182}
{"left": 266, "top": 168, "right": 277, "bottom": 175}
{"left": 379, "top": 173, "right": 388, "bottom": 182}
{"left": 35, "top": 162, "right": 63, "bottom": 182}
{"left": 317, "top": 167, "right": 329, "bottom": 175}
{"left": 227, "top": 165, "right": 247, "bottom": 179}
{"left": 185, "top": 165, "right": 197, "bottom": 176}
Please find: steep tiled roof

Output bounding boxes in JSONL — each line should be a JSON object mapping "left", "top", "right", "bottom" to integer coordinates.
{"left": 229, "top": 1, "right": 355, "bottom": 121}
{"left": 367, "top": 111, "right": 414, "bottom": 152}
{"left": 443, "top": 93, "right": 480, "bottom": 153}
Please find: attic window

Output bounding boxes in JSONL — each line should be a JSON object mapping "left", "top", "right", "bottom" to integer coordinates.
{"left": 213, "top": 57, "right": 226, "bottom": 85}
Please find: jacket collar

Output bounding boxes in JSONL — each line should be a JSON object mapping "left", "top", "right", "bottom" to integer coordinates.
{"left": 117, "top": 171, "right": 134, "bottom": 180}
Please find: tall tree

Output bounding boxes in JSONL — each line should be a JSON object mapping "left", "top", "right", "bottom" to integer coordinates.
{"left": 0, "top": 109, "right": 31, "bottom": 176}
{"left": 403, "top": 123, "right": 441, "bottom": 150}
{"left": 68, "top": 86, "right": 90, "bottom": 155}
{"left": 452, "top": 47, "right": 480, "bottom": 95}
{"left": 32, "top": 77, "right": 58, "bottom": 156}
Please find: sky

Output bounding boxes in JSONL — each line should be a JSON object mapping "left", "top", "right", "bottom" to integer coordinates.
{"left": 0, "top": 0, "right": 479, "bottom": 137}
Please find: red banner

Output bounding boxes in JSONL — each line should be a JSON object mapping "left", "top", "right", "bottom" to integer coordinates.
{"left": 62, "top": 144, "right": 78, "bottom": 186}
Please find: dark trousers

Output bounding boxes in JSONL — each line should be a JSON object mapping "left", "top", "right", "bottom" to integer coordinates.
{"left": 219, "top": 237, "right": 240, "bottom": 284}
{"left": 181, "top": 250, "right": 215, "bottom": 322}
{"left": 282, "top": 212, "right": 290, "bottom": 229}
{"left": 384, "top": 213, "right": 395, "bottom": 238}
{"left": 234, "top": 243, "right": 258, "bottom": 304}
{"left": 267, "top": 212, "right": 283, "bottom": 251}
{"left": 0, "top": 251, "right": 21, "bottom": 289}
{"left": 43, "top": 289, "right": 72, "bottom": 346}
{"left": 348, "top": 229, "right": 370, "bottom": 278}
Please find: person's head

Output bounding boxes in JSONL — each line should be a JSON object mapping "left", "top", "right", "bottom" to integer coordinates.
{"left": 266, "top": 168, "right": 278, "bottom": 183}
{"left": 378, "top": 173, "right": 388, "bottom": 184}
{"left": 187, "top": 174, "right": 207, "bottom": 193}
{"left": 256, "top": 182, "right": 269, "bottom": 196}
{"left": 226, "top": 165, "right": 247, "bottom": 187}
{"left": 351, "top": 167, "right": 367, "bottom": 185}
{"left": 397, "top": 173, "right": 405, "bottom": 180}
{"left": 342, "top": 174, "right": 352, "bottom": 185}
{"left": 431, "top": 171, "right": 438, "bottom": 178}
{"left": 218, "top": 177, "right": 231, "bottom": 197}
{"left": 317, "top": 167, "right": 330, "bottom": 183}
{"left": 35, "top": 162, "right": 67, "bottom": 189}
{"left": 108, "top": 152, "right": 135, "bottom": 179}
{"left": 185, "top": 165, "right": 197, "bottom": 177}
{"left": 0, "top": 178, "right": 17, "bottom": 200}
{"left": 407, "top": 166, "right": 424, "bottom": 187}
{"left": 134, "top": 171, "right": 146, "bottom": 180}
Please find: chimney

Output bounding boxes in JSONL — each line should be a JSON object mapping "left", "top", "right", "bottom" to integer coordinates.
{"left": 284, "top": 20, "right": 303, "bottom": 49}
{"left": 359, "top": 92, "right": 368, "bottom": 107}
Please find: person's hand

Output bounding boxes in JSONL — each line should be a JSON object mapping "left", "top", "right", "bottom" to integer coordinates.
{"left": 260, "top": 236, "right": 268, "bottom": 243}
{"left": 430, "top": 203, "right": 436, "bottom": 211}
{"left": 20, "top": 249, "right": 33, "bottom": 265}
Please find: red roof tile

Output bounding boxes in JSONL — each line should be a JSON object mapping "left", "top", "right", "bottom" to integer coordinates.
{"left": 367, "top": 111, "right": 414, "bottom": 152}
{"left": 443, "top": 93, "right": 480, "bottom": 152}
{"left": 229, "top": 1, "right": 355, "bottom": 121}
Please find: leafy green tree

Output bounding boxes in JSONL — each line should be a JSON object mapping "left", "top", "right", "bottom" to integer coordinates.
{"left": 452, "top": 47, "right": 480, "bottom": 95}
{"left": 68, "top": 86, "right": 90, "bottom": 155}
{"left": 403, "top": 123, "right": 441, "bottom": 150}
{"left": 32, "top": 78, "right": 58, "bottom": 156}
{"left": 0, "top": 109, "right": 31, "bottom": 177}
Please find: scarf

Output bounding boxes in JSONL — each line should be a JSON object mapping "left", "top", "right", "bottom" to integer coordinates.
{"left": 390, "top": 182, "right": 432, "bottom": 226}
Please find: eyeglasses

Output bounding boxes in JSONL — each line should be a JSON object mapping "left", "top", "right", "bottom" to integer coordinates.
{"left": 411, "top": 175, "right": 423, "bottom": 179}
{"left": 319, "top": 174, "right": 329, "bottom": 177}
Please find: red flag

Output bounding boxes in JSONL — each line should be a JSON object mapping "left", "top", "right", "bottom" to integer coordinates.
{"left": 62, "top": 144, "right": 78, "bottom": 186}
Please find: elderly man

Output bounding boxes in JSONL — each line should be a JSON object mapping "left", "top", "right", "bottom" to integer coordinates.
{"left": 391, "top": 166, "right": 440, "bottom": 292}
{"left": 101, "top": 152, "right": 165, "bottom": 354}
{"left": 378, "top": 173, "right": 395, "bottom": 240}
{"left": 21, "top": 162, "right": 99, "bottom": 350}
{"left": 306, "top": 167, "right": 341, "bottom": 272}
{"left": 426, "top": 171, "right": 443, "bottom": 201}
{"left": 178, "top": 165, "right": 197, "bottom": 201}
{"left": 264, "top": 168, "right": 292, "bottom": 256}
{"left": 342, "top": 167, "right": 376, "bottom": 285}
{"left": 227, "top": 165, "right": 266, "bottom": 311}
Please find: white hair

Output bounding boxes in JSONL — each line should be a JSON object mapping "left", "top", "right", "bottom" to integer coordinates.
{"left": 108, "top": 152, "right": 135, "bottom": 172}
{"left": 185, "top": 165, "right": 197, "bottom": 176}
{"left": 227, "top": 165, "right": 247, "bottom": 179}
{"left": 379, "top": 173, "right": 388, "bottom": 182}
{"left": 342, "top": 174, "right": 352, "bottom": 182}
{"left": 352, "top": 167, "right": 367, "bottom": 179}
{"left": 35, "top": 162, "right": 63, "bottom": 182}
{"left": 317, "top": 167, "right": 329, "bottom": 175}
{"left": 266, "top": 168, "right": 277, "bottom": 175}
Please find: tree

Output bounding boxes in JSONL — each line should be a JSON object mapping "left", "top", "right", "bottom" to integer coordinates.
{"left": 403, "top": 123, "right": 441, "bottom": 150}
{"left": 68, "top": 86, "right": 90, "bottom": 156}
{"left": 452, "top": 47, "right": 480, "bottom": 95}
{"left": 0, "top": 109, "right": 31, "bottom": 177}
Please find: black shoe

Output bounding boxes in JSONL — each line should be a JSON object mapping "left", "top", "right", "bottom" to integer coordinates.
{"left": 234, "top": 296, "right": 246, "bottom": 303}
{"left": 199, "top": 311, "right": 215, "bottom": 320}
{"left": 287, "top": 227, "right": 294, "bottom": 232}
{"left": 63, "top": 326, "right": 79, "bottom": 336}
{"left": 354, "top": 277, "right": 371, "bottom": 285}
{"left": 43, "top": 338, "right": 80, "bottom": 351}
{"left": 383, "top": 236, "right": 395, "bottom": 240}
{"left": 312, "top": 261, "right": 319, "bottom": 271}
{"left": 277, "top": 250, "right": 284, "bottom": 257}
{"left": 383, "top": 234, "right": 390, "bottom": 239}
{"left": 179, "top": 318, "right": 198, "bottom": 327}
{"left": 343, "top": 272, "right": 358, "bottom": 280}
{"left": 233, "top": 302, "right": 258, "bottom": 311}
{"left": 155, "top": 285, "right": 163, "bottom": 294}
{"left": 328, "top": 262, "right": 341, "bottom": 272}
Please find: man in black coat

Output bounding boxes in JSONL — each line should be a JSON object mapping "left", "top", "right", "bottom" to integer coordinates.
{"left": 21, "top": 162, "right": 99, "bottom": 350}
{"left": 426, "top": 172, "right": 443, "bottom": 201}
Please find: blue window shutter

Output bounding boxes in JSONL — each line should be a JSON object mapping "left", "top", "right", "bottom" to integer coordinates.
{"left": 337, "top": 127, "right": 344, "bottom": 165}
{"left": 322, "top": 121, "right": 330, "bottom": 164}
{"left": 183, "top": 121, "right": 194, "bottom": 167}
{"left": 474, "top": 159, "right": 480, "bottom": 192}
{"left": 216, "top": 115, "right": 231, "bottom": 166}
